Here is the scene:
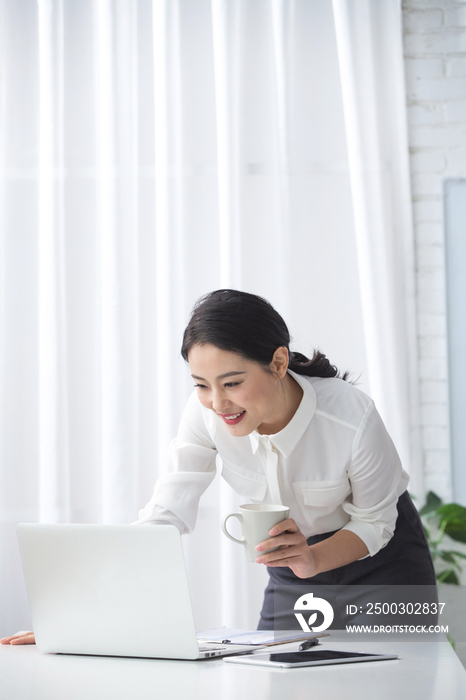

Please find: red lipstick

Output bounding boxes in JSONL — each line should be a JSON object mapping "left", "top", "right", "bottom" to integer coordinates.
{"left": 218, "top": 411, "right": 246, "bottom": 425}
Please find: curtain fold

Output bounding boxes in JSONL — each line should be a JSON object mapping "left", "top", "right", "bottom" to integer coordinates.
{"left": 96, "top": 0, "right": 141, "bottom": 523}
{"left": 270, "top": 0, "right": 293, "bottom": 311}
{"left": 153, "top": 0, "right": 188, "bottom": 472}
{"left": 332, "top": 0, "right": 423, "bottom": 495}
{"left": 38, "top": 0, "right": 70, "bottom": 522}
{"left": 211, "top": 0, "right": 260, "bottom": 629}
{"left": 96, "top": 0, "right": 123, "bottom": 523}
{"left": 211, "top": 0, "right": 242, "bottom": 288}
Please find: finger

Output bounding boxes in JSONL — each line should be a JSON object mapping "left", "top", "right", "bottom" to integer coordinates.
{"left": 10, "top": 635, "right": 35, "bottom": 645}
{"left": 0, "top": 633, "right": 24, "bottom": 643}
{"left": 263, "top": 552, "right": 301, "bottom": 567}
{"left": 257, "top": 544, "right": 304, "bottom": 565}
{"left": 256, "top": 532, "right": 304, "bottom": 552}
{"left": 1, "top": 632, "right": 34, "bottom": 645}
{"left": 268, "top": 518, "right": 299, "bottom": 536}
{"left": 264, "top": 558, "right": 292, "bottom": 567}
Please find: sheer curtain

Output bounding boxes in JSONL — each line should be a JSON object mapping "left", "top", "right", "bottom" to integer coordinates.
{"left": 332, "top": 0, "right": 422, "bottom": 497}
{"left": 0, "top": 0, "right": 417, "bottom": 636}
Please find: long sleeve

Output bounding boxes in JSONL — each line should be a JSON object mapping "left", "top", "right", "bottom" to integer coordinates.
{"left": 135, "top": 392, "right": 218, "bottom": 533}
{"left": 341, "top": 402, "right": 409, "bottom": 556}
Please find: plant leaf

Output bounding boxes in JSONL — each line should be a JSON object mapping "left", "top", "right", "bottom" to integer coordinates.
{"left": 418, "top": 491, "right": 443, "bottom": 517}
{"left": 437, "top": 569, "right": 460, "bottom": 584}
{"left": 447, "top": 550, "right": 466, "bottom": 559}
{"left": 444, "top": 528, "right": 466, "bottom": 543}
{"left": 432, "top": 504, "right": 466, "bottom": 542}
{"left": 437, "top": 503, "right": 466, "bottom": 522}
{"left": 439, "top": 551, "right": 457, "bottom": 564}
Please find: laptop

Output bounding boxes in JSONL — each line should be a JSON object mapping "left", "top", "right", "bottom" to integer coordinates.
{"left": 16, "top": 523, "right": 253, "bottom": 660}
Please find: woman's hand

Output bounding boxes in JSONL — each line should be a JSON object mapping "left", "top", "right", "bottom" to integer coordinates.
{"left": 256, "top": 523, "right": 369, "bottom": 578}
{"left": 0, "top": 631, "right": 35, "bottom": 645}
{"left": 255, "top": 518, "right": 316, "bottom": 579}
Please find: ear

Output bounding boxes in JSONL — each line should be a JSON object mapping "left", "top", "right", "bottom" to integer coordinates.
{"left": 270, "top": 347, "right": 289, "bottom": 379}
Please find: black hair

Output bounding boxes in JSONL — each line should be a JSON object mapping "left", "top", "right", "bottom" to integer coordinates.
{"left": 181, "top": 289, "right": 348, "bottom": 381}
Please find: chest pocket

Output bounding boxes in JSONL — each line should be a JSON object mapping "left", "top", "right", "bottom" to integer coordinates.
{"left": 221, "top": 460, "right": 268, "bottom": 502}
{"left": 292, "top": 477, "right": 350, "bottom": 508}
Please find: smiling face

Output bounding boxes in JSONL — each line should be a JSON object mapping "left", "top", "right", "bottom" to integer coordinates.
{"left": 188, "top": 343, "right": 298, "bottom": 436}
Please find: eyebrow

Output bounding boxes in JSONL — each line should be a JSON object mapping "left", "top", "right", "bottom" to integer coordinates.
{"left": 191, "top": 371, "right": 246, "bottom": 381}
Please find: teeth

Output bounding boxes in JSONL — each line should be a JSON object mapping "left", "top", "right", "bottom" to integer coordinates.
{"left": 224, "top": 412, "right": 244, "bottom": 420}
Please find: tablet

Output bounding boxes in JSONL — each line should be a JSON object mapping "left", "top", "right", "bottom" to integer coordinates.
{"left": 224, "top": 649, "right": 399, "bottom": 668}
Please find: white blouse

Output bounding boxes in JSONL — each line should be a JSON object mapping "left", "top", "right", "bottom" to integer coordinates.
{"left": 136, "top": 370, "right": 410, "bottom": 557}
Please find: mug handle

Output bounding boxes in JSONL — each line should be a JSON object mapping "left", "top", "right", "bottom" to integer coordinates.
{"left": 221, "top": 513, "right": 245, "bottom": 545}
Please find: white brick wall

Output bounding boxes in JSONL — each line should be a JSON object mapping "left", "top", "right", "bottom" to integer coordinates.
{"left": 402, "top": 0, "right": 466, "bottom": 503}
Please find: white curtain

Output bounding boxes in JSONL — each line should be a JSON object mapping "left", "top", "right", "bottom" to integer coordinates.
{"left": 0, "top": 0, "right": 417, "bottom": 636}
{"left": 332, "top": 0, "right": 422, "bottom": 497}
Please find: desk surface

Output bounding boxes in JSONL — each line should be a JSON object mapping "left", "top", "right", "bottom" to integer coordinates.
{"left": 1, "top": 633, "right": 466, "bottom": 700}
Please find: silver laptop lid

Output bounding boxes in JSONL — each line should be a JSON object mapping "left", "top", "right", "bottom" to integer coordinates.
{"left": 17, "top": 523, "right": 201, "bottom": 659}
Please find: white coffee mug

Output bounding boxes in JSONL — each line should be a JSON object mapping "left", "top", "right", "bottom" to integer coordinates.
{"left": 221, "top": 504, "right": 290, "bottom": 562}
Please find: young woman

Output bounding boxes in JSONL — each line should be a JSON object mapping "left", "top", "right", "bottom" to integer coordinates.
{"left": 139, "top": 289, "right": 436, "bottom": 629}
{"left": 1, "top": 289, "right": 435, "bottom": 645}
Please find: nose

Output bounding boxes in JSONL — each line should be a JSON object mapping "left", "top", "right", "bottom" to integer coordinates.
{"left": 211, "top": 387, "right": 231, "bottom": 413}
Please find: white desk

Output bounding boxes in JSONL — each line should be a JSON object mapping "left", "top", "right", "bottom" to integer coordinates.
{"left": 1, "top": 634, "right": 466, "bottom": 700}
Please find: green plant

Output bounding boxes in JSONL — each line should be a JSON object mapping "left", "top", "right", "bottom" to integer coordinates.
{"left": 419, "top": 491, "right": 466, "bottom": 584}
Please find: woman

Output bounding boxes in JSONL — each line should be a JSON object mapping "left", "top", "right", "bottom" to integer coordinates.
{"left": 137, "top": 288, "right": 436, "bottom": 629}
{"left": 1, "top": 289, "right": 435, "bottom": 645}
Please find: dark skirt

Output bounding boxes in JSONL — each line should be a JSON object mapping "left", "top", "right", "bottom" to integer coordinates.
{"left": 258, "top": 491, "right": 437, "bottom": 630}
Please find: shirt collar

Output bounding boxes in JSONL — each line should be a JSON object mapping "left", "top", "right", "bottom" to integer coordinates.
{"left": 249, "top": 370, "right": 317, "bottom": 458}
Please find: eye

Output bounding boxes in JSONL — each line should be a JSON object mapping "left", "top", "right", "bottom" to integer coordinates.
{"left": 194, "top": 383, "right": 208, "bottom": 389}
{"left": 224, "top": 381, "right": 241, "bottom": 388}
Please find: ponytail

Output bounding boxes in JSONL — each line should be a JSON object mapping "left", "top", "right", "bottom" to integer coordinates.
{"left": 288, "top": 350, "right": 349, "bottom": 381}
